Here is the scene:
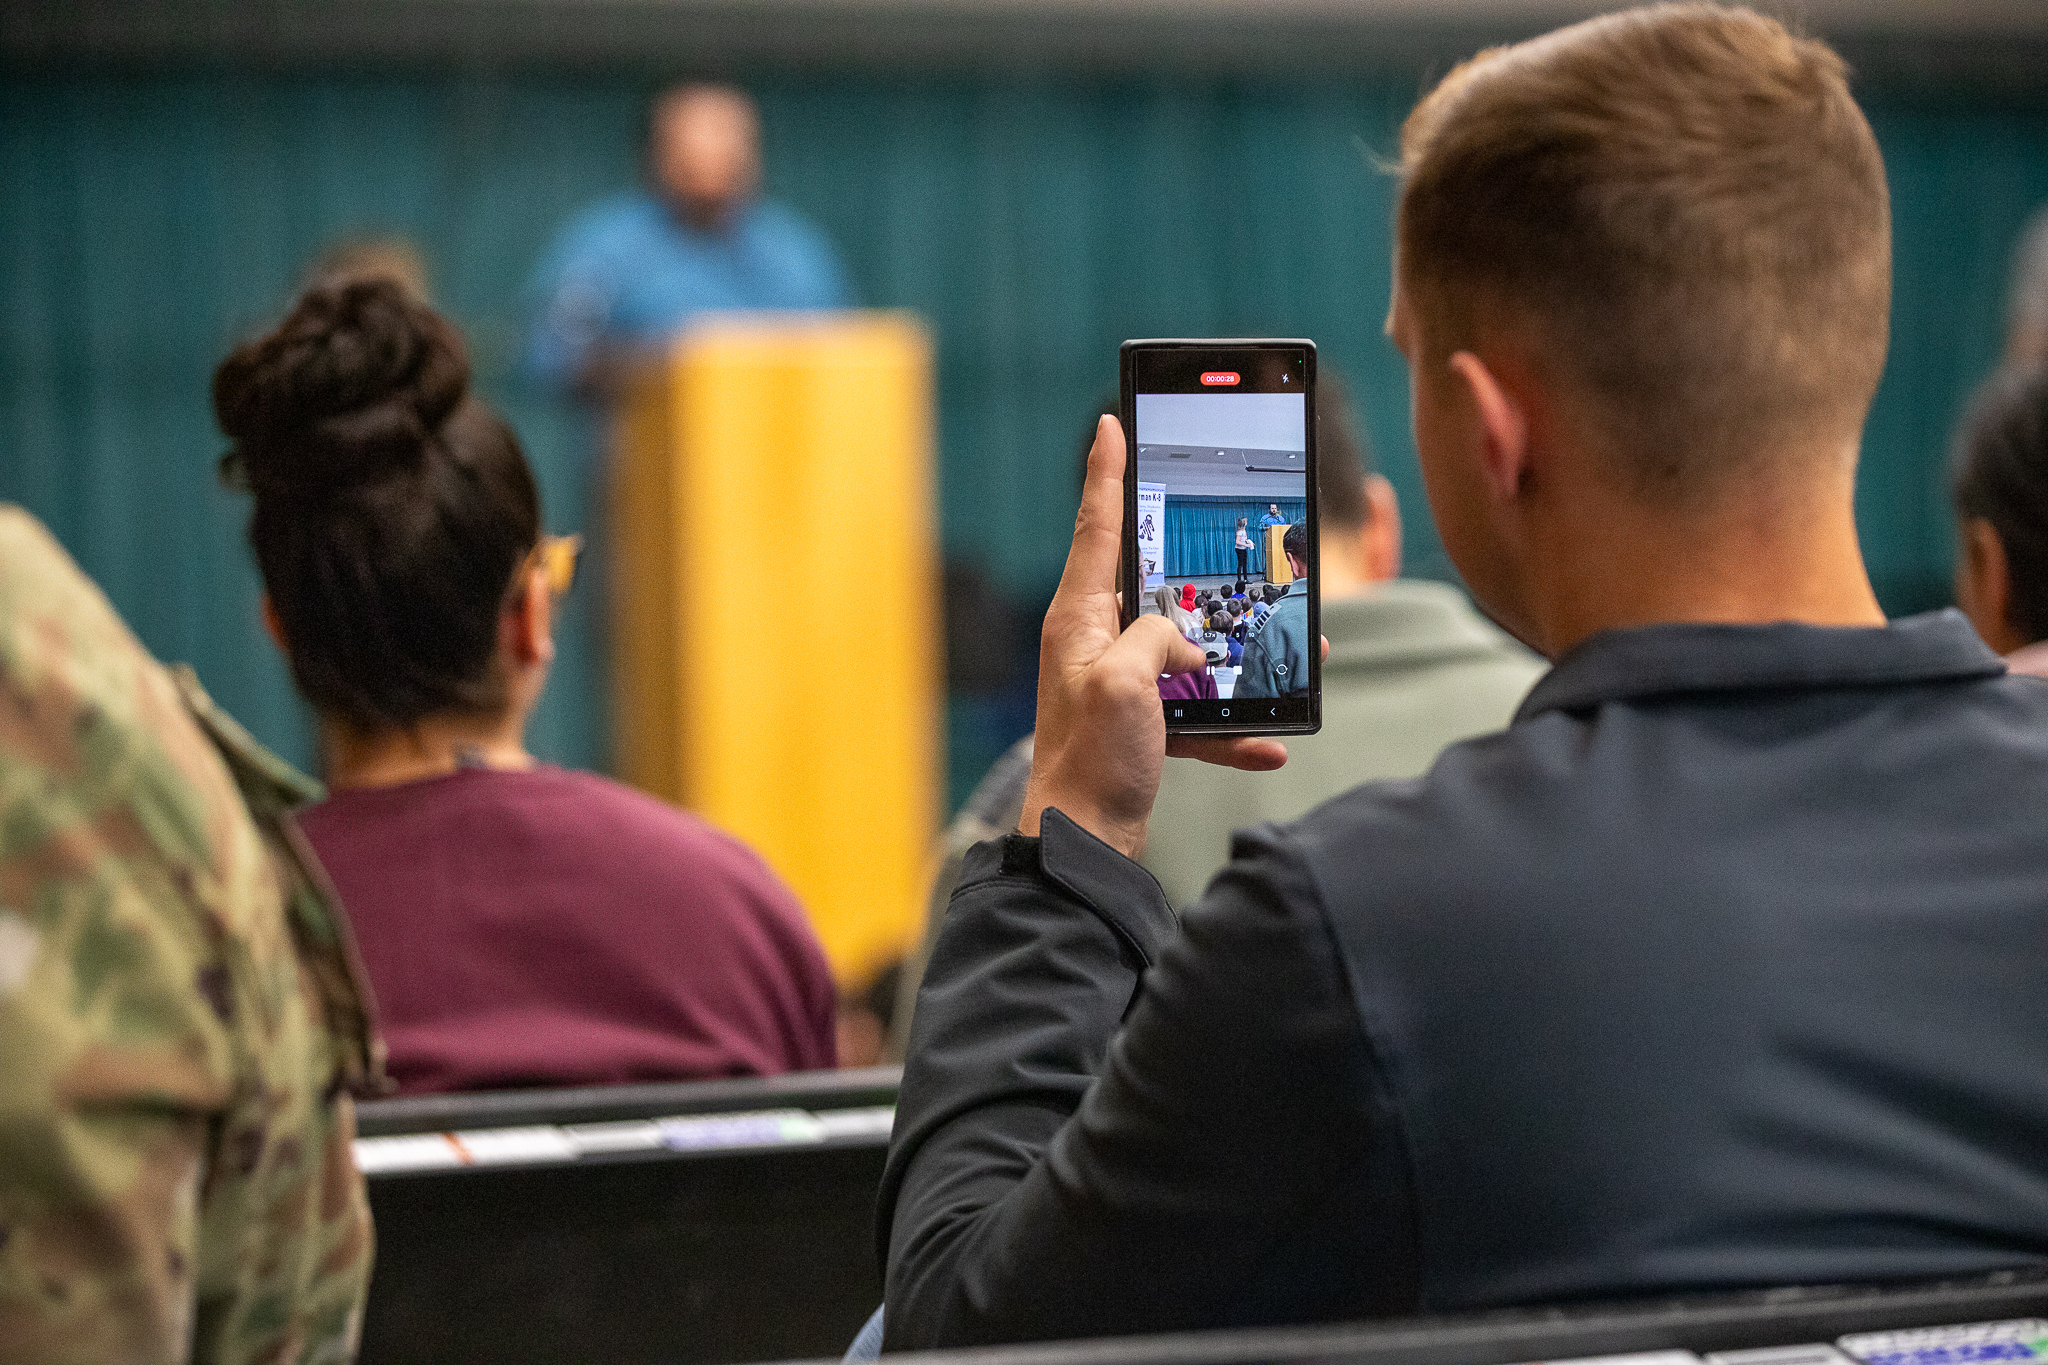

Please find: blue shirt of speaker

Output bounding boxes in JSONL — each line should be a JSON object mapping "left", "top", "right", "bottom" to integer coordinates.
{"left": 525, "top": 190, "right": 853, "bottom": 392}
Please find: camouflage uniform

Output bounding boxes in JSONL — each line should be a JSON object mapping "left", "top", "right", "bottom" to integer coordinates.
{"left": 0, "top": 507, "right": 386, "bottom": 1364}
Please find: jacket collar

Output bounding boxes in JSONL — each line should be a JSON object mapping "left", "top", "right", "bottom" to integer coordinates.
{"left": 1514, "top": 609, "right": 2005, "bottom": 723}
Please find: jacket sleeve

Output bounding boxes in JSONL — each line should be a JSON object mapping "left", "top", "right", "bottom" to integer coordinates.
{"left": 877, "top": 807, "right": 1375, "bottom": 1349}
{"left": 1236, "top": 630, "right": 1277, "bottom": 697}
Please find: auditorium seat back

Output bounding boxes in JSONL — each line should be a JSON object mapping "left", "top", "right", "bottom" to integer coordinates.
{"left": 827, "top": 1266, "right": 2048, "bottom": 1365}
{"left": 353, "top": 1067, "right": 899, "bottom": 1365}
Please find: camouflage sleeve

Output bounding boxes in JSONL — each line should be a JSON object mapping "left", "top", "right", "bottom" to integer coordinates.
{"left": 0, "top": 508, "right": 379, "bottom": 1365}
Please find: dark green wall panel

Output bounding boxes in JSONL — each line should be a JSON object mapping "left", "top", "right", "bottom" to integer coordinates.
{"left": 3, "top": 67, "right": 2044, "bottom": 798}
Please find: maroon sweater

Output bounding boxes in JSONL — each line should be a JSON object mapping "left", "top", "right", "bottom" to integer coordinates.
{"left": 299, "top": 766, "right": 837, "bottom": 1095}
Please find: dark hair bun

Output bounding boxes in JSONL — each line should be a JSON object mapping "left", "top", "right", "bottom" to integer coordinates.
{"left": 213, "top": 277, "right": 469, "bottom": 497}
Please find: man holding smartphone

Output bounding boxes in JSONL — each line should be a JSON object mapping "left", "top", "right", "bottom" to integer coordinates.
{"left": 881, "top": 2, "right": 2048, "bottom": 1350}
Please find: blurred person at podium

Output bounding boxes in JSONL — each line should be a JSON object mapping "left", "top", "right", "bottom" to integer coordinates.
{"left": 216, "top": 276, "right": 838, "bottom": 1095}
{"left": 525, "top": 82, "right": 853, "bottom": 402}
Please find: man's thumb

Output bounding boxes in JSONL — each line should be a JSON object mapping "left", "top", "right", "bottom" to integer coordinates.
{"left": 1114, "top": 613, "right": 1206, "bottom": 680}
{"left": 1158, "top": 628, "right": 1208, "bottom": 678}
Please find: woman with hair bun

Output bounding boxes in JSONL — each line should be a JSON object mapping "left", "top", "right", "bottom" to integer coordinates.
{"left": 216, "top": 277, "right": 836, "bottom": 1094}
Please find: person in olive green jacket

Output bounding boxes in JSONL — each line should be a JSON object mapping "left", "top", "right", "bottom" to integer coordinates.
{"left": 0, "top": 506, "right": 385, "bottom": 1365}
{"left": 1142, "top": 404, "right": 1546, "bottom": 909}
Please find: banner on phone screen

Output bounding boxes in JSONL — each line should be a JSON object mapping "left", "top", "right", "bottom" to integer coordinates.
{"left": 1137, "top": 483, "right": 1166, "bottom": 590}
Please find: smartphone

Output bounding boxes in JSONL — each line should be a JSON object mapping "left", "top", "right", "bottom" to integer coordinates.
{"left": 1120, "top": 338, "right": 1321, "bottom": 737}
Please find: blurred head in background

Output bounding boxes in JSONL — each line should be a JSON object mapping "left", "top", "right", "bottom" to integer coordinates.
{"left": 649, "top": 83, "right": 762, "bottom": 231}
{"left": 1952, "top": 365, "right": 2048, "bottom": 671}
{"left": 215, "top": 277, "right": 562, "bottom": 781}
{"left": 2008, "top": 207, "right": 2048, "bottom": 369}
{"left": 304, "top": 236, "right": 432, "bottom": 301}
{"left": 1315, "top": 376, "right": 1401, "bottom": 594}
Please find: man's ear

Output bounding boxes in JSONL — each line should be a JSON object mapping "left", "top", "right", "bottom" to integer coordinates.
{"left": 1447, "top": 350, "right": 1531, "bottom": 503}
{"left": 1359, "top": 475, "right": 1402, "bottom": 583}
{"left": 506, "top": 567, "right": 557, "bottom": 668}
{"left": 260, "top": 595, "right": 289, "bottom": 657}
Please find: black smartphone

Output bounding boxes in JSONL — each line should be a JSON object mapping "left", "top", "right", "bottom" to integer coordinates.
{"left": 1120, "top": 338, "right": 1321, "bottom": 738}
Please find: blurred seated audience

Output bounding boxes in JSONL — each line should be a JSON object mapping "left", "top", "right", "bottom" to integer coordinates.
{"left": 1143, "top": 395, "right": 1544, "bottom": 907}
{"left": 835, "top": 959, "right": 904, "bottom": 1069}
{"left": 0, "top": 507, "right": 378, "bottom": 1362}
{"left": 526, "top": 82, "right": 852, "bottom": 402}
{"left": 1152, "top": 583, "right": 1199, "bottom": 639}
{"left": 1200, "top": 612, "right": 1241, "bottom": 668}
{"left": 888, "top": 733, "right": 1035, "bottom": 1061}
{"left": 213, "top": 277, "right": 836, "bottom": 1095}
{"left": 1953, "top": 364, "right": 2048, "bottom": 678}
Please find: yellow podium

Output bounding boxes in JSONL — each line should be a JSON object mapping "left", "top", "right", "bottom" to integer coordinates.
{"left": 611, "top": 313, "right": 938, "bottom": 986}
{"left": 1265, "top": 524, "right": 1295, "bottom": 586}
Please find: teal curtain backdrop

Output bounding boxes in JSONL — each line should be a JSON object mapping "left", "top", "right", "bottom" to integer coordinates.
{"left": 3, "top": 67, "right": 2045, "bottom": 808}
{"left": 1164, "top": 498, "right": 1308, "bottom": 580}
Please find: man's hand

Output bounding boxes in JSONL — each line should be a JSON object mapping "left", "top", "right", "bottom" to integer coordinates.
{"left": 1020, "top": 416, "right": 1288, "bottom": 857}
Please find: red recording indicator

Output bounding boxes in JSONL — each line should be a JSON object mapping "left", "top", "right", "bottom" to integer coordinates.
{"left": 1200, "top": 371, "right": 1241, "bottom": 386}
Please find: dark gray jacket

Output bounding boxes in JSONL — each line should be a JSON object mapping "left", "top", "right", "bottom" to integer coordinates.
{"left": 879, "top": 612, "right": 2048, "bottom": 1350}
{"left": 1235, "top": 586, "right": 1312, "bottom": 698}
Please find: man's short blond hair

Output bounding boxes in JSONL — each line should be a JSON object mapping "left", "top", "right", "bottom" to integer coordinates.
{"left": 1398, "top": 3, "right": 1891, "bottom": 498}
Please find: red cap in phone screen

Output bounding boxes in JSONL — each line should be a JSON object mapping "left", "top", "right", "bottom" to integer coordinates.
{"left": 1200, "top": 371, "right": 1240, "bottom": 386}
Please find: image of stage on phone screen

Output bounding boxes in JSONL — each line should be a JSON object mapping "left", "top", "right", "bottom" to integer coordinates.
{"left": 1134, "top": 391, "right": 1309, "bottom": 702}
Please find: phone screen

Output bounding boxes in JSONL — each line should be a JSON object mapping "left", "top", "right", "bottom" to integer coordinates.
{"left": 1121, "top": 339, "right": 1321, "bottom": 736}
